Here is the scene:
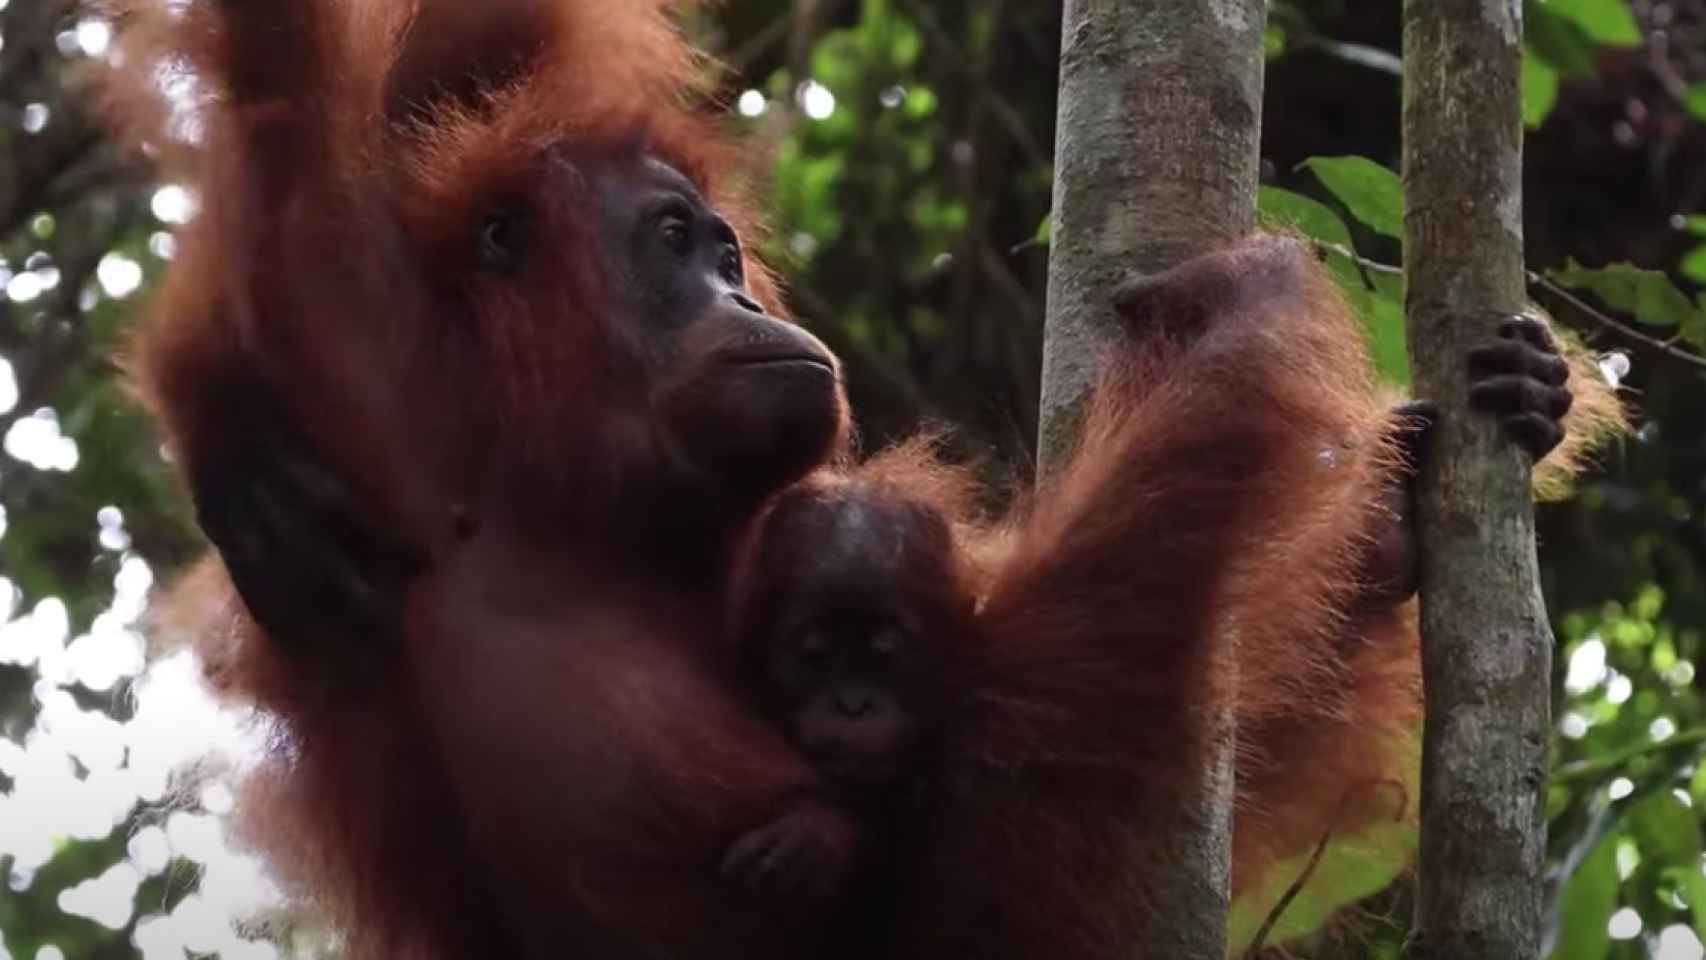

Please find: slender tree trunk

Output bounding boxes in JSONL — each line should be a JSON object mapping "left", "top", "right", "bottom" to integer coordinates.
{"left": 1402, "top": 2, "right": 1550, "bottom": 957}
{"left": 1041, "top": 2, "right": 1265, "bottom": 954}
{"left": 1041, "top": 0, "right": 1267, "bottom": 464}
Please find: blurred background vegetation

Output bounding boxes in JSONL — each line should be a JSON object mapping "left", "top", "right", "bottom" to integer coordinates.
{"left": 0, "top": 0, "right": 1703, "bottom": 957}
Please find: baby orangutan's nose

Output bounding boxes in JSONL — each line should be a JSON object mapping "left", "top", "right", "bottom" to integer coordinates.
{"left": 835, "top": 690, "right": 874, "bottom": 718}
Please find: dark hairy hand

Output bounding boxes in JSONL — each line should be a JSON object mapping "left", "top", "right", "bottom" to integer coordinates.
{"left": 1357, "top": 314, "right": 1575, "bottom": 607}
{"left": 1354, "top": 400, "right": 1436, "bottom": 608}
{"left": 192, "top": 410, "right": 424, "bottom": 653}
{"left": 721, "top": 794, "right": 860, "bottom": 905}
{"left": 1467, "top": 313, "right": 1573, "bottom": 460}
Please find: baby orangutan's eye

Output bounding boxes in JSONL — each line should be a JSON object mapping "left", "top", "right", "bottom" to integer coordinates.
{"left": 797, "top": 628, "right": 831, "bottom": 666}
{"left": 870, "top": 627, "right": 904, "bottom": 657}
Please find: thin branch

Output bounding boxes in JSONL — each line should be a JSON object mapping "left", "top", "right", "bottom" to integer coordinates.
{"left": 1550, "top": 728, "right": 1706, "bottom": 786}
{"left": 978, "top": 241, "right": 1040, "bottom": 321}
{"left": 1305, "top": 239, "right": 1706, "bottom": 372}
{"left": 1525, "top": 272, "right": 1706, "bottom": 371}
{"left": 724, "top": 14, "right": 790, "bottom": 71}
{"left": 1311, "top": 239, "right": 1402, "bottom": 276}
{"left": 898, "top": 0, "right": 1051, "bottom": 171}
{"left": 1243, "top": 825, "right": 1335, "bottom": 960}
{"left": 1293, "top": 37, "right": 1403, "bottom": 76}
{"left": 0, "top": 0, "right": 79, "bottom": 106}
{"left": 1647, "top": 31, "right": 1691, "bottom": 103}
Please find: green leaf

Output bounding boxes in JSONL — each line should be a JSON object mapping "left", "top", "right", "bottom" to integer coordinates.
{"left": 1548, "top": 834, "right": 1617, "bottom": 960}
{"left": 1548, "top": 260, "right": 1697, "bottom": 328}
{"left": 1365, "top": 278, "right": 1411, "bottom": 387}
{"left": 1227, "top": 734, "right": 1420, "bottom": 953}
{"left": 1264, "top": 23, "right": 1286, "bottom": 58}
{"left": 904, "top": 86, "right": 937, "bottom": 119}
{"left": 889, "top": 22, "right": 922, "bottom": 68}
{"left": 1256, "top": 186, "right": 1353, "bottom": 248}
{"left": 1686, "top": 85, "right": 1706, "bottom": 123}
{"left": 1523, "top": 48, "right": 1560, "bottom": 129}
{"left": 1681, "top": 244, "right": 1706, "bottom": 285}
{"left": 1301, "top": 156, "right": 1403, "bottom": 238}
{"left": 1526, "top": 2, "right": 1601, "bottom": 76}
{"left": 1628, "top": 791, "right": 1701, "bottom": 867}
{"left": 1323, "top": 256, "right": 1411, "bottom": 389}
{"left": 1544, "top": 0, "right": 1643, "bottom": 47}
{"left": 1667, "top": 866, "right": 1706, "bottom": 942}
{"left": 1633, "top": 583, "right": 1666, "bottom": 622}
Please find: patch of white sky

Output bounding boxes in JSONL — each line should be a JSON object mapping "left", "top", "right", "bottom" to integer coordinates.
{"left": 0, "top": 555, "right": 279, "bottom": 956}
{"left": 0, "top": 7, "right": 285, "bottom": 955}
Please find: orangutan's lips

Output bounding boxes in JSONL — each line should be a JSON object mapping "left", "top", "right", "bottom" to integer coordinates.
{"left": 723, "top": 351, "right": 835, "bottom": 374}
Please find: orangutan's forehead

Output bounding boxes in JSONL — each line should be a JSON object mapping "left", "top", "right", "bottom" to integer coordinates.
{"left": 638, "top": 156, "right": 704, "bottom": 199}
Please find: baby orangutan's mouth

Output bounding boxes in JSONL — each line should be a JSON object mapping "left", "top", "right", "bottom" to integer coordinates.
{"left": 811, "top": 745, "right": 901, "bottom": 787}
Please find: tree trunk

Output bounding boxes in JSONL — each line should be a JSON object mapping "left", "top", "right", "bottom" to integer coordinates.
{"left": 1401, "top": 2, "right": 1549, "bottom": 957}
{"left": 1040, "top": 1, "right": 1266, "bottom": 955}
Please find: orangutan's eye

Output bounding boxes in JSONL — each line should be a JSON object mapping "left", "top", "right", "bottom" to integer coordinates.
{"left": 658, "top": 214, "right": 692, "bottom": 255}
{"left": 478, "top": 210, "right": 525, "bottom": 271}
{"left": 712, "top": 219, "right": 743, "bottom": 283}
{"left": 719, "top": 245, "right": 743, "bottom": 284}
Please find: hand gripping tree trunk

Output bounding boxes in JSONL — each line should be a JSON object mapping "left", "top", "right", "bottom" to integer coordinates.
{"left": 1041, "top": 1, "right": 1266, "bottom": 954}
{"left": 1402, "top": 2, "right": 1550, "bottom": 957}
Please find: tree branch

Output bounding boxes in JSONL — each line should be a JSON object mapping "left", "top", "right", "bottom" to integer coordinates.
{"left": 1402, "top": 1, "right": 1550, "bottom": 956}
{"left": 1040, "top": 1, "right": 1267, "bottom": 955}
{"left": 1306, "top": 239, "right": 1706, "bottom": 372}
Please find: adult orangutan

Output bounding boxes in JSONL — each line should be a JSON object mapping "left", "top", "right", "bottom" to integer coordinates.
{"left": 111, "top": 0, "right": 1603, "bottom": 956}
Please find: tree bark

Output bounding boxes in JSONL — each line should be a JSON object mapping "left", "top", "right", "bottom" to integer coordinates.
{"left": 1401, "top": 2, "right": 1550, "bottom": 957}
{"left": 1040, "top": 1, "right": 1265, "bottom": 955}
{"left": 1040, "top": 0, "right": 1266, "bottom": 467}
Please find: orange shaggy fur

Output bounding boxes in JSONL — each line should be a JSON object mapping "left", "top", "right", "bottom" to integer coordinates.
{"left": 868, "top": 237, "right": 1409, "bottom": 956}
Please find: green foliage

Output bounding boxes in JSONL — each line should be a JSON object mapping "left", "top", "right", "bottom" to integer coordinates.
{"left": 1669, "top": 866, "right": 1706, "bottom": 941}
{"left": 1524, "top": 48, "right": 1562, "bottom": 129}
{"left": 1257, "top": 185, "right": 1352, "bottom": 248}
{"left": 1553, "top": 836, "right": 1618, "bottom": 960}
{"left": 1544, "top": 0, "right": 1644, "bottom": 47}
{"left": 1522, "top": 0, "right": 1643, "bottom": 128}
{"left": 1528, "top": 0, "right": 1612, "bottom": 76}
{"left": 1548, "top": 260, "right": 1706, "bottom": 352}
{"left": 1679, "top": 215, "right": 1706, "bottom": 286}
{"left": 1549, "top": 261, "right": 1697, "bottom": 329}
{"left": 1301, "top": 156, "right": 1404, "bottom": 239}
{"left": 1545, "top": 586, "right": 1706, "bottom": 958}
{"left": 1256, "top": 185, "right": 1410, "bottom": 386}
{"left": 1228, "top": 757, "right": 1419, "bottom": 955}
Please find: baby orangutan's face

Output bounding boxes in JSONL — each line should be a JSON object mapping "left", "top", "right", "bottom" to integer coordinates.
{"left": 769, "top": 614, "right": 920, "bottom": 787}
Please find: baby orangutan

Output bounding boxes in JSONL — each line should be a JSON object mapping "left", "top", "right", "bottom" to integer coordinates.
{"left": 715, "top": 311, "right": 1577, "bottom": 924}
{"left": 721, "top": 470, "right": 975, "bottom": 925}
